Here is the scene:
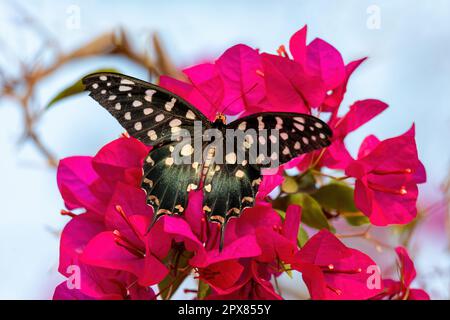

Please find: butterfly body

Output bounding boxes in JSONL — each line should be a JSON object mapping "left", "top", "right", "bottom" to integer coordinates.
{"left": 82, "top": 72, "right": 332, "bottom": 249}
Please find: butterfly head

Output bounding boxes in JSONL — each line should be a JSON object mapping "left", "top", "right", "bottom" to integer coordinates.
{"left": 214, "top": 113, "right": 227, "bottom": 125}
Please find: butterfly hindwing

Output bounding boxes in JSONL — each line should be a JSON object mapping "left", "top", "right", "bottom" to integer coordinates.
{"left": 202, "top": 161, "right": 261, "bottom": 224}
{"left": 82, "top": 72, "right": 209, "bottom": 147}
{"left": 142, "top": 141, "right": 201, "bottom": 218}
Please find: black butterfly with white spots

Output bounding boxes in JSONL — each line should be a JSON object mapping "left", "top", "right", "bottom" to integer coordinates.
{"left": 82, "top": 72, "right": 332, "bottom": 249}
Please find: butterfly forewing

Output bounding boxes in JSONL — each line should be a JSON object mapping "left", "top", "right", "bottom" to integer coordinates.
{"left": 228, "top": 112, "right": 332, "bottom": 166}
{"left": 82, "top": 72, "right": 209, "bottom": 147}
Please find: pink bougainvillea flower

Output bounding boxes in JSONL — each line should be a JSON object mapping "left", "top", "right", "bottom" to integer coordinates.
{"left": 261, "top": 25, "right": 347, "bottom": 113}
{"left": 55, "top": 213, "right": 155, "bottom": 300}
{"left": 190, "top": 234, "right": 261, "bottom": 294}
{"left": 57, "top": 137, "right": 151, "bottom": 218}
{"left": 261, "top": 53, "right": 320, "bottom": 113}
{"left": 375, "top": 247, "right": 429, "bottom": 300}
{"left": 216, "top": 44, "right": 267, "bottom": 114}
{"left": 80, "top": 215, "right": 168, "bottom": 287}
{"left": 91, "top": 136, "right": 150, "bottom": 187}
{"left": 345, "top": 125, "right": 426, "bottom": 225}
{"left": 206, "top": 261, "right": 282, "bottom": 300}
{"left": 322, "top": 58, "right": 367, "bottom": 112}
{"left": 160, "top": 44, "right": 267, "bottom": 120}
{"left": 289, "top": 26, "right": 345, "bottom": 91}
{"left": 292, "top": 229, "right": 383, "bottom": 300}
{"left": 187, "top": 205, "right": 301, "bottom": 296}
{"left": 200, "top": 205, "right": 301, "bottom": 298}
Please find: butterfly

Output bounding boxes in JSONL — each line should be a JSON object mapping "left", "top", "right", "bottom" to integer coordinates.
{"left": 82, "top": 72, "right": 332, "bottom": 249}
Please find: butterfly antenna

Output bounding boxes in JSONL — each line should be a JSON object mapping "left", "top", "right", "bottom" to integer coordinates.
{"left": 221, "top": 83, "right": 259, "bottom": 115}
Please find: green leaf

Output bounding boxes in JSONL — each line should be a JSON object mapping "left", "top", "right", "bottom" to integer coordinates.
{"left": 288, "top": 193, "right": 332, "bottom": 231}
{"left": 295, "top": 170, "right": 316, "bottom": 193}
{"left": 343, "top": 212, "right": 370, "bottom": 226}
{"left": 281, "top": 176, "right": 298, "bottom": 194}
{"left": 197, "top": 280, "right": 211, "bottom": 300}
{"left": 45, "top": 68, "right": 120, "bottom": 110}
{"left": 298, "top": 226, "right": 309, "bottom": 247}
{"left": 312, "top": 182, "right": 359, "bottom": 213}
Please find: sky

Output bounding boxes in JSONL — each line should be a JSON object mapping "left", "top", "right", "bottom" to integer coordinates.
{"left": 0, "top": 0, "right": 449, "bottom": 299}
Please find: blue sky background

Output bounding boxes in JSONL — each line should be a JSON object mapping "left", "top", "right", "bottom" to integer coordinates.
{"left": 0, "top": 0, "right": 449, "bottom": 299}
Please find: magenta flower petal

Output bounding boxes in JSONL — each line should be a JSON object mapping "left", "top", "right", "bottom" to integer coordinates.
{"left": 57, "top": 156, "right": 104, "bottom": 214}
{"left": 346, "top": 125, "right": 426, "bottom": 225}
{"left": 323, "top": 58, "right": 367, "bottom": 111}
{"left": 256, "top": 172, "right": 284, "bottom": 201}
{"left": 104, "top": 182, "right": 153, "bottom": 244}
{"left": 58, "top": 213, "right": 104, "bottom": 276}
{"left": 332, "top": 99, "right": 389, "bottom": 139}
{"left": 282, "top": 205, "right": 302, "bottom": 242}
{"left": 395, "top": 246, "right": 417, "bottom": 288}
{"left": 53, "top": 282, "right": 94, "bottom": 300}
{"left": 305, "top": 38, "right": 345, "bottom": 90}
{"left": 261, "top": 53, "right": 314, "bottom": 112}
{"left": 81, "top": 231, "right": 168, "bottom": 286}
{"left": 289, "top": 25, "right": 307, "bottom": 64}
{"left": 225, "top": 205, "right": 282, "bottom": 244}
{"left": 357, "top": 135, "right": 381, "bottom": 159}
{"left": 294, "top": 230, "right": 383, "bottom": 300}
{"left": 92, "top": 137, "right": 150, "bottom": 186}
{"left": 183, "top": 63, "right": 226, "bottom": 118}
{"left": 183, "top": 190, "right": 205, "bottom": 239}
{"left": 216, "top": 44, "right": 266, "bottom": 112}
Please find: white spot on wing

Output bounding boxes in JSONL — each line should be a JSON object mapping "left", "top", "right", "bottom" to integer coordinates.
{"left": 257, "top": 116, "right": 264, "bottom": 130}
{"left": 134, "top": 122, "right": 142, "bottom": 131}
{"left": 119, "top": 86, "right": 132, "bottom": 92}
{"left": 275, "top": 117, "right": 283, "bottom": 129}
{"left": 225, "top": 152, "right": 237, "bottom": 164}
{"left": 169, "top": 119, "right": 182, "bottom": 127}
{"left": 186, "top": 110, "right": 196, "bottom": 120}
{"left": 133, "top": 100, "right": 142, "bottom": 107}
{"left": 147, "top": 130, "right": 157, "bottom": 141}
{"left": 165, "top": 98, "right": 176, "bottom": 111}
{"left": 235, "top": 170, "right": 245, "bottom": 178}
{"left": 181, "top": 144, "right": 194, "bottom": 156}
{"left": 143, "top": 108, "right": 153, "bottom": 115}
{"left": 155, "top": 114, "right": 165, "bottom": 122}
{"left": 294, "top": 123, "right": 305, "bottom": 131}
{"left": 145, "top": 89, "right": 156, "bottom": 102}
{"left": 121, "top": 79, "right": 135, "bottom": 85}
